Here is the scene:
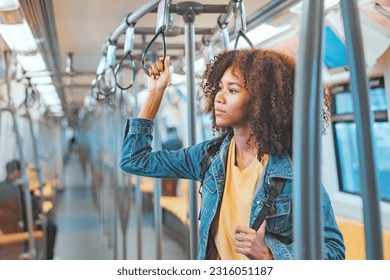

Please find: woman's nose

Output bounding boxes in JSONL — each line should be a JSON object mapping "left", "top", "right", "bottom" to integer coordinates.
{"left": 215, "top": 92, "right": 225, "bottom": 104}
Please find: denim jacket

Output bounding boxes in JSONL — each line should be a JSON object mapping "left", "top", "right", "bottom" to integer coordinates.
{"left": 120, "top": 118, "right": 345, "bottom": 260}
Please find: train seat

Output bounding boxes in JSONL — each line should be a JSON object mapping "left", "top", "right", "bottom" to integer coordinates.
{"left": 336, "top": 217, "right": 390, "bottom": 260}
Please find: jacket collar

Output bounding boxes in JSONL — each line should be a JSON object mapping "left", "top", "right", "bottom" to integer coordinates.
{"left": 220, "top": 133, "right": 294, "bottom": 180}
{"left": 267, "top": 153, "right": 294, "bottom": 180}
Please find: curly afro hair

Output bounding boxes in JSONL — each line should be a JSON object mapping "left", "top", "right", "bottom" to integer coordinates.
{"left": 200, "top": 48, "right": 331, "bottom": 160}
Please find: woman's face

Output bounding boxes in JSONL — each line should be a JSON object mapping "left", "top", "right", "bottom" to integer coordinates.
{"left": 214, "top": 66, "right": 251, "bottom": 128}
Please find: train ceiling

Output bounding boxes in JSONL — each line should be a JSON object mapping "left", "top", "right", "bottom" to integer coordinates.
{"left": 0, "top": 0, "right": 389, "bottom": 118}
{"left": 4, "top": 0, "right": 285, "bottom": 112}
{"left": 47, "top": 0, "right": 278, "bottom": 109}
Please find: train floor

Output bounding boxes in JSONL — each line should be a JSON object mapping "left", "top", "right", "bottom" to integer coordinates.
{"left": 53, "top": 153, "right": 187, "bottom": 260}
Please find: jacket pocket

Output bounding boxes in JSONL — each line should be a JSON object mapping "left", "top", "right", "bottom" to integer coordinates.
{"left": 265, "top": 194, "right": 291, "bottom": 234}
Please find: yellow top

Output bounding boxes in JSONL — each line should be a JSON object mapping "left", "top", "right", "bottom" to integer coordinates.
{"left": 212, "top": 138, "right": 268, "bottom": 260}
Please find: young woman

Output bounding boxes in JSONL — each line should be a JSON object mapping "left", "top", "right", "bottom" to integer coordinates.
{"left": 120, "top": 49, "right": 345, "bottom": 260}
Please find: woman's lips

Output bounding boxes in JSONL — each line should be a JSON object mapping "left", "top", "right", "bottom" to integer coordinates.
{"left": 215, "top": 108, "right": 226, "bottom": 115}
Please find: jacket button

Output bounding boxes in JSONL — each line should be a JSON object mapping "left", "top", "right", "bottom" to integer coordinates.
{"left": 256, "top": 200, "right": 260, "bottom": 204}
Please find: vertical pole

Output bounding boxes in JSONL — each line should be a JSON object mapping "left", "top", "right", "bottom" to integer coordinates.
{"left": 102, "top": 109, "right": 110, "bottom": 245}
{"left": 340, "top": 0, "right": 383, "bottom": 259}
{"left": 383, "top": 53, "right": 390, "bottom": 121}
{"left": 133, "top": 85, "right": 143, "bottom": 260}
{"left": 26, "top": 112, "right": 47, "bottom": 259}
{"left": 118, "top": 95, "right": 125, "bottom": 260}
{"left": 12, "top": 112, "right": 37, "bottom": 259}
{"left": 292, "top": 0, "right": 324, "bottom": 259}
{"left": 26, "top": 114, "right": 45, "bottom": 194}
{"left": 110, "top": 108, "right": 118, "bottom": 260}
{"left": 112, "top": 103, "right": 119, "bottom": 260}
{"left": 183, "top": 8, "right": 198, "bottom": 260}
{"left": 135, "top": 175, "right": 143, "bottom": 259}
{"left": 153, "top": 118, "right": 163, "bottom": 259}
{"left": 117, "top": 93, "right": 130, "bottom": 260}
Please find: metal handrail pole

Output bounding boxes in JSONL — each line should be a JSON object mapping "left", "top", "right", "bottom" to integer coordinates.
{"left": 110, "top": 108, "right": 119, "bottom": 260}
{"left": 204, "top": 0, "right": 298, "bottom": 47}
{"left": 201, "top": 0, "right": 237, "bottom": 44}
{"left": 109, "top": 0, "right": 161, "bottom": 43}
{"left": 153, "top": 118, "right": 163, "bottom": 260}
{"left": 135, "top": 175, "right": 143, "bottom": 259}
{"left": 245, "top": 0, "right": 298, "bottom": 32}
{"left": 133, "top": 86, "right": 143, "bottom": 260}
{"left": 183, "top": 7, "right": 198, "bottom": 260}
{"left": 292, "top": 0, "right": 324, "bottom": 259}
{"left": 340, "top": 0, "right": 383, "bottom": 260}
{"left": 25, "top": 111, "right": 48, "bottom": 259}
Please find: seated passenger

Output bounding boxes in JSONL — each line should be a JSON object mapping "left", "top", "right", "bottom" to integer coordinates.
{"left": 0, "top": 162, "right": 23, "bottom": 233}
{"left": 2, "top": 160, "right": 57, "bottom": 260}
{"left": 0, "top": 161, "right": 25, "bottom": 259}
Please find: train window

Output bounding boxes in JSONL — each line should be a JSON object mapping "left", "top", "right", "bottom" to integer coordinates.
{"left": 334, "top": 87, "right": 388, "bottom": 114}
{"left": 332, "top": 77, "right": 390, "bottom": 201}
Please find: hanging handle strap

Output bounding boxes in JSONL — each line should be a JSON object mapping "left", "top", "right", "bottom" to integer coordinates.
{"left": 95, "top": 40, "right": 117, "bottom": 97}
{"left": 217, "top": 15, "right": 230, "bottom": 50}
{"left": 142, "top": 0, "right": 169, "bottom": 75}
{"left": 233, "top": 1, "right": 255, "bottom": 49}
{"left": 234, "top": 30, "right": 255, "bottom": 49}
{"left": 115, "top": 25, "right": 136, "bottom": 90}
{"left": 141, "top": 30, "right": 167, "bottom": 75}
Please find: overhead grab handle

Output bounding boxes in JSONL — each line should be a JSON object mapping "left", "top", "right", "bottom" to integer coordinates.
{"left": 233, "top": 1, "right": 254, "bottom": 50}
{"left": 201, "top": 37, "right": 213, "bottom": 62}
{"left": 106, "top": 41, "right": 117, "bottom": 68}
{"left": 142, "top": 0, "right": 170, "bottom": 75}
{"left": 124, "top": 25, "right": 135, "bottom": 54}
{"left": 96, "top": 40, "right": 117, "bottom": 97}
{"left": 217, "top": 15, "right": 230, "bottom": 50}
{"left": 141, "top": 30, "right": 167, "bottom": 75}
{"left": 156, "top": 0, "right": 170, "bottom": 33}
{"left": 21, "top": 78, "right": 39, "bottom": 109}
{"left": 96, "top": 53, "right": 107, "bottom": 76}
{"left": 234, "top": 0, "right": 246, "bottom": 34}
{"left": 94, "top": 53, "right": 112, "bottom": 100}
{"left": 115, "top": 23, "right": 136, "bottom": 90}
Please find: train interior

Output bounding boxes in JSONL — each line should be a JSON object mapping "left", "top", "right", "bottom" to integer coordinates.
{"left": 0, "top": 0, "right": 389, "bottom": 260}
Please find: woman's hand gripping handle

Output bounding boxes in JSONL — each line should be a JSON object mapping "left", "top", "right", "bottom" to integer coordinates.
{"left": 138, "top": 56, "right": 171, "bottom": 120}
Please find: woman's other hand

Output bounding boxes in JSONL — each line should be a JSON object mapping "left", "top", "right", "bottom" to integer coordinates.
{"left": 234, "top": 221, "right": 274, "bottom": 260}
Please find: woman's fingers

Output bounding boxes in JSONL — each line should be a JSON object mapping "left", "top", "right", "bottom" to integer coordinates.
{"left": 164, "top": 56, "right": 170, "bottom": 70}
{"left": 148, "top": 56, "right": 170, "bottom": 80}
{"left": 156, "top": 59, "right": 163, "bottom": 72}
{"left": 235, "top": 225, "right": 254, "bottom": 235}
{"left": 152, "top": 64, "right": 159, "bottom": 75}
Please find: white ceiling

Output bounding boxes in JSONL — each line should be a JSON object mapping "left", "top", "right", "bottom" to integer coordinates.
{"left": 52, "top": 0, "right": 268, "bottom": 72}
{"left": 49, "top": 0, "right": 271, "bottom": 107}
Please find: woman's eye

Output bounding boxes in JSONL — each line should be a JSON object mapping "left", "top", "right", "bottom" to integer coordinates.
{"left": 229, "top": 89, "right": 237, "bottom": 94}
